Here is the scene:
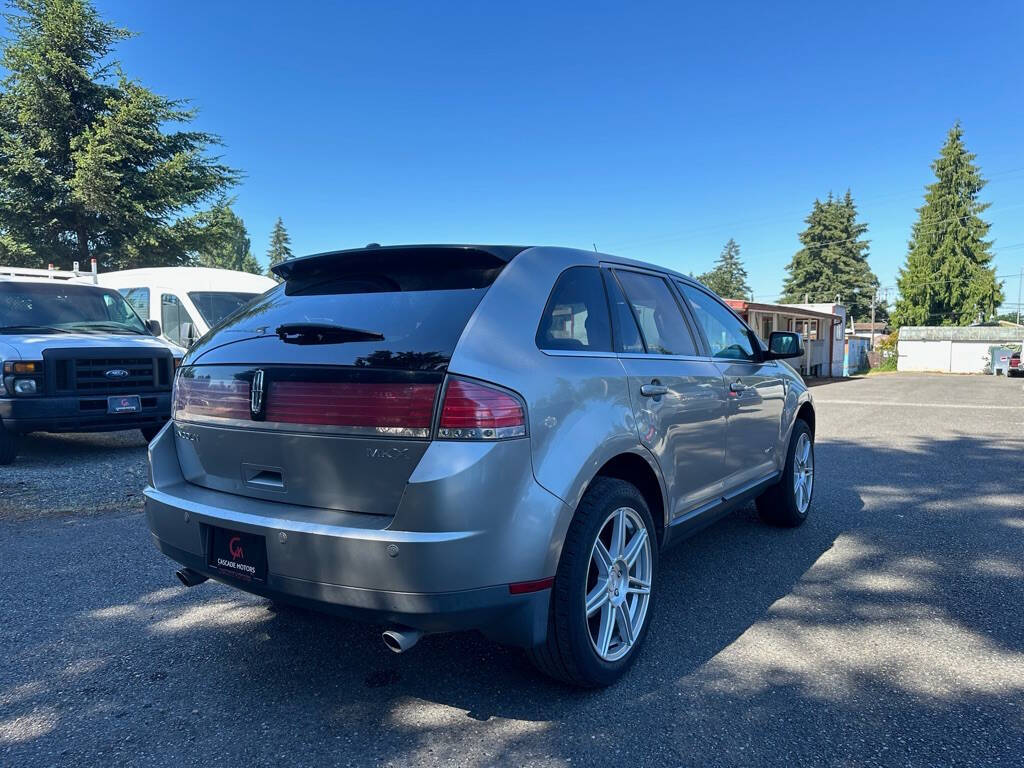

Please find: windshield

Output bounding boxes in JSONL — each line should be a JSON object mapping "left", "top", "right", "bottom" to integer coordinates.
{"left": 0, "top": 282, "right": 149, "bottom": 335}
{"left": 188, "top": 291, "right": 261, "bottom": 327}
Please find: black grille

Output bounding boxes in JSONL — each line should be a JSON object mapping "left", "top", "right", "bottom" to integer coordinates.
{"left": 73, "top": 357, "right": 156, "bottom": 393}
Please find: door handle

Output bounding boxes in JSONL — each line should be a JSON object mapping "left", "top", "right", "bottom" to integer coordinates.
{"left": 640, "top": 383, "right": 669, "bottom": 397}
{"left": 729, "top": 380, "right": 747, "bottom": 393}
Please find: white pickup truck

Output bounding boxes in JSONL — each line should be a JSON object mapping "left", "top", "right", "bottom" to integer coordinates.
{"left": 0, "top": 267, "right": 184, "bottom": 464}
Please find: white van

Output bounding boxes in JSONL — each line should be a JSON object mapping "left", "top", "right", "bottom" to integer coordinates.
{"left": 95, "top": 267, "right": 277, "bottom": 347}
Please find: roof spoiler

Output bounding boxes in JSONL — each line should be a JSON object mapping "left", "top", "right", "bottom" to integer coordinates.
{"left": 271, "top": 244, "right": 529, "bottom": 282}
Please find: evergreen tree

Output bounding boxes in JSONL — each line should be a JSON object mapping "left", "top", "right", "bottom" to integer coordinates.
{"left": 892, "top": 123, "right": 1002, "bottom": 326}
{"left": 265, "top": 217, "right": 292, "bottom": 279}
{"left": 0, "top": 0, "right": 237, "bottom": 270}
{"left": 698, "top": 239, "right": 752, "bottom": 298}
{"left": 780, "top": 191, "right": 880, "bottom": 320}
{"left": 195, "top": 200, "right": 260, "bottom": 274}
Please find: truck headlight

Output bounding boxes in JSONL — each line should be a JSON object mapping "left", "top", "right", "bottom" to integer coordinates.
{"left": 2, "top": 361, "right": 43, "bottom": 395}
{"left": 13, "top": 378, "right": 37, "bottom": 394}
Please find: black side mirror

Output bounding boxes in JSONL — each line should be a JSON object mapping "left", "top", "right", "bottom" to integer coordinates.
{"left": 145, "top": 319, "right": 162, "bottom": 336}
{"left": 766, "top": 331, "right": 803, "bottom": 360}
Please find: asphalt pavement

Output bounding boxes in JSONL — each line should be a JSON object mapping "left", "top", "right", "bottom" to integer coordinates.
{"left": 2, "top": 373, "right": 1022, "bottom": 767}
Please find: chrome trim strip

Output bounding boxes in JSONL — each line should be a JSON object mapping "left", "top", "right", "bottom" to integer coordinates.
{"left": 173, "top": 413, "right": 430, "bottom": 439}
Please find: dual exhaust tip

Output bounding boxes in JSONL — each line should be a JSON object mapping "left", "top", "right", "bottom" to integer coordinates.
{"left": 175, "top": 568, "right": 423, "bottom": 653}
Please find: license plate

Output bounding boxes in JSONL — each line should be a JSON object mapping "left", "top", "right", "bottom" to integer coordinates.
{"left": 208, "top": 527, "right": 267, "bottom": 583}
{"left": 107, "top": 395, "right": 141, "bottom": 414}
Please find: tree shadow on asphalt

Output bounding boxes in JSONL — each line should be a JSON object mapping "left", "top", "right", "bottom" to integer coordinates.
{"left": 3, "top": 433, "right": 1023, "bottom": 766}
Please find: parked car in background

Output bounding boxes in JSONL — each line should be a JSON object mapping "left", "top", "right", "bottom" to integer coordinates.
{"left": 1009, "top": 349, "right": 1021, "bottom": 376}
{"left": 94, "top": 267, "right": 277, "bottom": 347}
{"left": 145, "top": 244, "right": 815, "bottom": 687}
{"left": 1, "top": 272, "right": 184, "bottom": 464}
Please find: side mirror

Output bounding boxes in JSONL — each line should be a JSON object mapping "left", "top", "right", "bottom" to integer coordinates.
{"left": 766, "top": 331, "right": 803, "bottom": 360}
{"left": 145, "top": 319, "right": 162, "bottom": 336}
{"left": 182, "top": 322, "right": 196, "bottom": 345}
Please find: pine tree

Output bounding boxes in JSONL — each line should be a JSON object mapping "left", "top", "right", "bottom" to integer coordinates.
{"left": 0, "top": 0, "right": 237, "bottom": 270}
{"left": 892, "top": 123, "right": 1002, "bottom": 326}
{"left": 698, "top": 239, "right": 752, "bottom": 298}
{"left": 265, "top": 217, "right": 293, "bottom": 279}
{"left": 780, "top": 191, "right": 880, "bottom": 320}
{"left": 195, "top": 200, "right": 260, "bottom": 274}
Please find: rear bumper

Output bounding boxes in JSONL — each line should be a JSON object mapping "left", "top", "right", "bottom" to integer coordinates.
{"left": 143, "top": 424, "right": 569, "bottom": 648}
{"left": 0, "top": 393, "right": 170, "bottom": 433}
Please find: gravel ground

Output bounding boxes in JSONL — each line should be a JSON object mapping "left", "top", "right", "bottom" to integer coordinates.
{"left": 1, "top": 373, "right": 1022, "bottom": 767}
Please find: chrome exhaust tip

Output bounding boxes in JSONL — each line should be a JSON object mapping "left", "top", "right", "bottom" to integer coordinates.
{"left": 175, "top": 568, "right": 209, "bottom": 588}
{"left": 382, "top": 627, "right": 423, "bottom": 654}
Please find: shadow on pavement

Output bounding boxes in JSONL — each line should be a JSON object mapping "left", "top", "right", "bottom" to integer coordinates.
{"left": 2, "top": 432, "right": 1022, "bottom": 766}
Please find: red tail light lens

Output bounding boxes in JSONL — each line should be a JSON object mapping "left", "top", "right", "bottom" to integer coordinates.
{"left": 266, "top": 381, "right": 437, "bottom": 437}
{"left": 438, "top": 379, "right": 526, "bottom": 440}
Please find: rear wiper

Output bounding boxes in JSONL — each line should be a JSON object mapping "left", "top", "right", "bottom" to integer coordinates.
{"left": 276, "top": 323, "right": 385, "bottom": 345}
{"left": 0, "top": 324, "right": 72, "bottom": 334}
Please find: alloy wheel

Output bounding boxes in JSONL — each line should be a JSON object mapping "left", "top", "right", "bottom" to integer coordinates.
{"left": 793, "top": 432, "right": 814, "bottom": 513}
{"left": 584, "top": 506, "right": 653, "bottom": 662}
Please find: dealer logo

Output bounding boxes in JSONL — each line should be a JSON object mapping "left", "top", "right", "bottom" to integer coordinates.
{"left": 228, "top": 536, "right": 244, "bottom": 560}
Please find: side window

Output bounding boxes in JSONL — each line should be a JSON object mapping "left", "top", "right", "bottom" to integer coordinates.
{"left": 613, "top": 271, "right": 697, "bottom": 356}
{"left": 602, "top": 270, "right": 644, "bottom": 353}
{"left": 678, "top": 283, "right": 756, "bottom": 361}
{"left": 120, "top": 287, "right": 150, "bottom": 318}
{"left": 161, "top": 293, "right": 196, "bottom": 346}
{"left": 536, "top": 267, "right": 612, "bottom": 352}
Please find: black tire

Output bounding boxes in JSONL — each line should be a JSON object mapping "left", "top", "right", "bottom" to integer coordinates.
{"left": 756, "top": 418, "right": 814, "bottom": 527}
{"left": 527, "top": 477, "right": 658, "bottom": 687}
{"left": 140, "top": 423, "right": 165, "bottom": 442}
{"left": 0, "top": 421, "right": 18, "bottom": 465}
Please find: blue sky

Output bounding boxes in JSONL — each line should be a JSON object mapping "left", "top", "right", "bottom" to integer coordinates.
{"left": 18, "top": 2, "right": 1024, "bottom": 306}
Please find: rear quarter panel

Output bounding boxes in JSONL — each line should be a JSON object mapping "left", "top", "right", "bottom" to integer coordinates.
{"left": 448, "top": 247, "right": 665, "bottom": 534}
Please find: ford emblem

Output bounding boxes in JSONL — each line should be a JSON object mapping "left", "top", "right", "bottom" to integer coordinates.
{"left": 104, "top": 368, "right": 129, "bottom": 379}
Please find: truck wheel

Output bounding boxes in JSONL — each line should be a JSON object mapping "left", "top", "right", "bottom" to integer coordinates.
{"left": 0, "top": 422, "right": 18, "bottom": 465}
{"left": 528, "top": 477, "right": 657, "bottom": 687}
{"left": 756, "top": 418, "right": 814, "bottom": 527}
{"left": 140, "top": 423, "right": 165, "bottom": 442}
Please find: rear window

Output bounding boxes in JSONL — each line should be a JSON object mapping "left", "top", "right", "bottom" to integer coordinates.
{"left": 195, "top": 249, "right": 508, "bottom": 371}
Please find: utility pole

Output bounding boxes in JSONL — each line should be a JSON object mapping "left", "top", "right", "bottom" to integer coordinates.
{"left": 870, "top": 290, "right": 877, "bottom": 351}
{"left": 1017, "top": 266, "right": 1022, "bottom": 326}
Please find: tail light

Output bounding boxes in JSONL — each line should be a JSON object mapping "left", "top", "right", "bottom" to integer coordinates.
{"left": 437, "top": 379, "right": 526, "bottom": 440}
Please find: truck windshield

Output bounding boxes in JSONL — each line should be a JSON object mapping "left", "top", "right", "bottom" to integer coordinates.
{"left": 0, "top": 282, "right": 149, "bottom": 335}
{"left": 187, "top": 291, "right": 261, "bottom": 327}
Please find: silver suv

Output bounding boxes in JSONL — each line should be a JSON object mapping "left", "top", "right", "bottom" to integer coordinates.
{"left": 145, "top": 245, "right": 814, "bottom": 687}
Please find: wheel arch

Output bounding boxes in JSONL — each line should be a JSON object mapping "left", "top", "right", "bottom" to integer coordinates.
{"left": 586, "top": 451, "right": 667, "bottom": 548}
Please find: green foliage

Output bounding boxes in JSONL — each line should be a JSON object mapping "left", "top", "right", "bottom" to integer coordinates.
{"left": 0, "top": 0, "right": 238, "bottom": 270}
{"left": 780, "top": 190, "right": 881, "bottom": 321}
{"left": 892, "top": 123, "right": 1003, "bottom": 327}
{"left": 698, "top": 239, "right": 751, "bottom": 298}
{"left": 875, "top": 330, "right": 899, "bottom": 371}
{"left": 194, "top": 199, "right": 260, "bottom": 274}
{"left": 265, "top": 217, "right": 292, "bottom": 280}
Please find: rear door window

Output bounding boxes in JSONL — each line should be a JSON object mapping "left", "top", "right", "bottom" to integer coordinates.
{"left": 613, "top": 271, "right": 698, "bottom": 356}
{"left": 602, "top": 270, "right": 645, "bottom": 353}
{"left": 536, "top": 267, "right": 612, "bottom": 352}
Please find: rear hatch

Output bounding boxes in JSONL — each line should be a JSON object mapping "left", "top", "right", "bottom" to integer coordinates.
{"left": 172, "top": 245, "right": 522, "bottom": 516}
